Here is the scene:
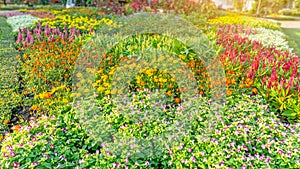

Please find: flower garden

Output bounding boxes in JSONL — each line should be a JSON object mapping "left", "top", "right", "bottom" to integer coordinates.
{"left": 0, "top": 1, "right": 300, "bottom": 169}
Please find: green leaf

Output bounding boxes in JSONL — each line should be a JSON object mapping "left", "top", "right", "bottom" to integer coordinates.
{"left": 282, "top": 110, "right": 293, "bottom": 117}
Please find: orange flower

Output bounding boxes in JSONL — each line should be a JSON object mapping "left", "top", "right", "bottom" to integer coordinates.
{"left": 225, "top": 77, "right": 231, "bottom": 84}
{"left": 30, "top": 105, "right": 40, "bottom": 111}
{"left": 3, "top": 119, "right": 10, "bottom": 124}
{"left": 226, "top": 89, "right": 233, "bottom": 95}
{"left": 252, "top": 88, "right": 258, "bottom": 95}
{"left": 22, "top": 90, "right": 28, "bottom": 95}
{"left": 12, "top": 125, "right": 21, "bottom": 132}
{"left": 174, "top": 97, "right": 181, "bottom": 103}
{"left": 166, "top": 90, "right": 172, "bottom": 96}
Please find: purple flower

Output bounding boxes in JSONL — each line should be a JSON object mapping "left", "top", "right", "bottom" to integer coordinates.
{"left": 33, "top": 161, "right": 38, "bottom": 166}
{"left": 145, "top": 161, "right": 149, "bottom": 165}
{"left": 12, "top": 162, "right": 20, "bottom": 167}
{"left": 191, "top": 156, "right": 196, "bottom": 163}
{"left": 16, "top": 29, "right": 24, "bottom": 44}
{"left": 188, "top": 148, "right": 192, "bottom": 153}
{"left": 3, "top": 153, "right": 8, "bottom": 158}
{"left": 278, "top": 149, "right": 284, "bottom": 155}
{"left": 10, "top": 152, "right": 16, "bottom": 157}
{"left": 242, "top": 145, "right": 248, "bottom": 151}
{"left": 266, "top": 156, "right": 271, "bottom": 163}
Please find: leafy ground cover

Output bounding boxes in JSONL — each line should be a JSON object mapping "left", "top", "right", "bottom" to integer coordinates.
{"left": 0, "top": 17, "right": 23, "bottom": 137}
{"left": 0, "top": 2, "right": 299, "bottom": 168}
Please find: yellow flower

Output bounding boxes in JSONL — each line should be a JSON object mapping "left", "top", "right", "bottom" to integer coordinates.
{"left": 97, "top": 86, "right": 106, "bottom": 92}
{"left": 76, "top": 72, "right": 83, "bottom": 78}
{"left": 105, "top": 90, "right": 111, "bottom": 95}
{"left": 3, "top": 119, "right": 10, "bottom": 124}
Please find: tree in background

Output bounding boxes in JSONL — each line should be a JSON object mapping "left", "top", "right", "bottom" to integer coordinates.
{"left": 234, "top": 0, "right": 245, "bottom": 11}
{"left": 251, "top": 0, "right": 288, "bottom": 16}
{"left": 294, "top": 0, "right": 300, "bottom": 9}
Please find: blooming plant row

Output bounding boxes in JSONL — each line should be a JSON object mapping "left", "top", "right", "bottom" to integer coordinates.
{"left": 6, "top": 15, "right": 39, "bottom": 33}
{"left": 37, "top": 15, "right": 113, "bottom": 32}
{"left": 208, "top": 14, "right": 281, "bottom": 30}
{"left": 0, "top": 5, "right": 300, "bottom": 169}
{"left": 216, "top": 24, "right": 300, "bottom": 122}
{"left": 242, "top": 27, "right": 293, "bottom": 53}
{"left": 1, "top": 94, "right": 300, "bottom": 168}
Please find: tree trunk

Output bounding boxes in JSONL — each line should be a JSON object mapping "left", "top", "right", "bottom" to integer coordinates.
{"left": 256, "top": 0, "right": 262, "bottom": 16}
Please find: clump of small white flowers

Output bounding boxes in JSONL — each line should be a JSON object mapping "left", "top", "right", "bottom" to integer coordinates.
{"left": 6, "top": 14, "right": 39, "bottom": 32}
{"left": 243, "top": 28, "right": 293, "bottom": 53}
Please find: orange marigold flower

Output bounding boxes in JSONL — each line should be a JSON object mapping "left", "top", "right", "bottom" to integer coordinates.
{"left": 22, "top": 90, "right": 28, "bottom": 95}
{"left": 3, "top": 119, "right": 10, "bottom": 124}
{"left": 174, "top": 97, "right": 181, "bottom": 103}
{"left": 30, "top": 105, "right": 40, "bottom": 111}
{"left": 226, "top": 89, "right": 233, "bottom": 95}
{"left": 252, "top": 88, "right": 258, "bottom": 95}
{"left": 12, "top": 125, "right": 21, "bottom": 132}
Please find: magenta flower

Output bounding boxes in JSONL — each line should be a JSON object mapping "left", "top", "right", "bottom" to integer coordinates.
{"left": 33, "top": 161, "right": 38, "bottom": 166}
{"left": 12, "top": 162, "right": 20, "bottom": 167}
{"left": 145, "top": 161, "right": 149, "bottom": 166}
{"left": 3, "top": 153, "right": 8, "bottom": 158}
{"left": 10, "top": 152, "right": 16, "bottom": 157}
{"left": 266, "top": 156, "right": 271, "bottom": 163}
{"left": 278, "top": 149, "right": 284, "bottom": 154}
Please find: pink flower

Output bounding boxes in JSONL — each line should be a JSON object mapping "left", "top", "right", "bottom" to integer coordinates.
{"left": 145, "top": 161, "right": 149, "bottom": 165}
{"left": 3, "top": 153, "right": 8, "bottom": 158}
{"left": 190, "top": 156, "right": 196, "bottom": 163}
{"left": 12, "top": 162, "right": 20, "bottom": 167}
{"left": 33, "top": 161, "right": 38, "bottom": 166}
{"left": 278, "top": 149, "right": 284, "bottom": 155}
{"left": 266, "top": 156, "right": 271, "bottom": 163}
{"left": 10, "top": 152, "right": 16, "bottom": 157}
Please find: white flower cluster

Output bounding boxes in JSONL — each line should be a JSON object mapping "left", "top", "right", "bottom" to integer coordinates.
{"left": 244, "top": 28, "right": 293, "bottom": 53}
{"left": 6, "top": 14, "right": 39, "bottom": 33}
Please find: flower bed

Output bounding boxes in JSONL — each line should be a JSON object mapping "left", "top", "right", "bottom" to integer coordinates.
{"left": 242, "top": 27, "right": 293, "bottom": 52}
{"left": 208, "top": 14, "right": 281, "bottom": 30}
{"left": 1, "top": 94, "right": 300, "bottom": 168}
{"left": 0, "top": 5, "right": 300, "bottom": 169}
{"left": 216, "top": 25, "right": 300, "bottom": 122}
{"left": 6, "top": 15, "right": 39, "bottom": 33}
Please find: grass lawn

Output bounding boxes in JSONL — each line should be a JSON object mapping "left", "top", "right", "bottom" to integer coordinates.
{"left": 282, "top": 28, "right": 300, "bottom": 56}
